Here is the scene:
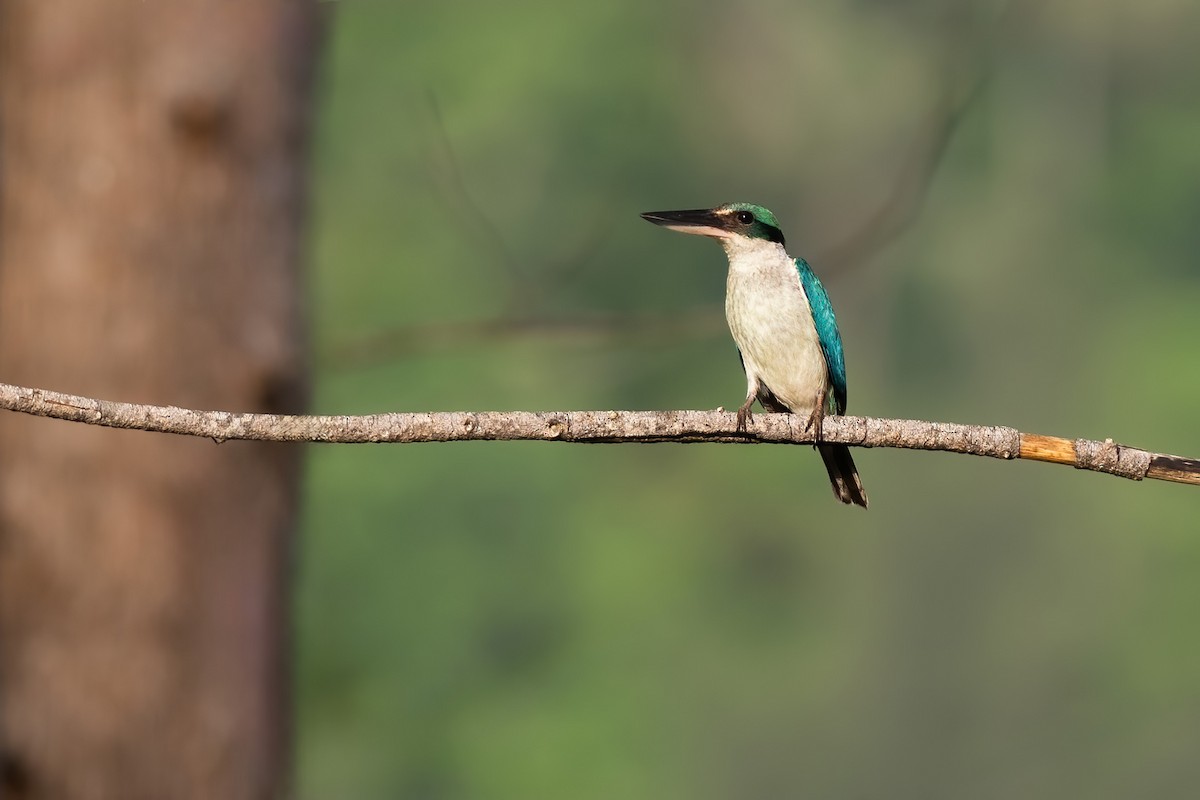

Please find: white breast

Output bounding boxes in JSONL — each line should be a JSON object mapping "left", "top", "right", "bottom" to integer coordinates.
{"left": 721, "top": 238, "right": 828, "bottom": 416}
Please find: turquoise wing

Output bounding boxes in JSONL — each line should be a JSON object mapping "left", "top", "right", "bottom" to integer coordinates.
{"left": 795, "top": 258, "right": 847, "bottom": 414}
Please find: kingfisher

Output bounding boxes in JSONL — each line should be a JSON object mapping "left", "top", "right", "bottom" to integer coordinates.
{"left": 641, "top": 202, "right": 868, "bottom": 508}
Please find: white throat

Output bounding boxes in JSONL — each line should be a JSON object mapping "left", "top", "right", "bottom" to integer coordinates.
{"left": 719, "top": 235, "right": 791, "bottom": 273}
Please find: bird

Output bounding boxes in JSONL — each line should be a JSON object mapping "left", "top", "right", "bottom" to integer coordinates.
{"left": 641, "top": 202, "right": 868, "bottom": 508}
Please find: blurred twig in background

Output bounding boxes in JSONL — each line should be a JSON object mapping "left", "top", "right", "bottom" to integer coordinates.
{"left": 324, "top": 307, "right": 723, "bottom": 363}
{"left": 815, "top": 76, "right": 987, "bottom": 272}
{"left": 332, "top": 58, "right": 986, "bottom": 370}
{"left": 424, "top": 91, "right": 536, "bottom": 308}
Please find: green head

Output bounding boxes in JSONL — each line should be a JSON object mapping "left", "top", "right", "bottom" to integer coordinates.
{"left": 640, "top": 202, "right": 786, "bottom": 246}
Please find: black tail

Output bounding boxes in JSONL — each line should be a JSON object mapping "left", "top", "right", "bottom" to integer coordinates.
{"left": 818, "top": 444, "right": 868, "bottom": 508}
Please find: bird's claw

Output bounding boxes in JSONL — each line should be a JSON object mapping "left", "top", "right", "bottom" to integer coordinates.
{"left": 735, "top": 402, "right": 754, "bottom": 433}
{"left": 805, "top": 407, "right": 826, "bottom": 444}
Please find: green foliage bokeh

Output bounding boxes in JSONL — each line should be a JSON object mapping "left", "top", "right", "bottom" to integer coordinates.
{"left": 298, "top": 1, "right": 1200, "bottom": 797}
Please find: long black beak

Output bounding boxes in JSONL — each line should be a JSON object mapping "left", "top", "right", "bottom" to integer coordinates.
{"left": 640, "top": 208, "right": 720, "bottom": 227}
{"left": 640, "top": 208, "right": 729, "bottom": 237}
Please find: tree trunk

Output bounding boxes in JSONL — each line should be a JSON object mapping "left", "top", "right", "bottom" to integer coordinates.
{"left": 0, "top": 2, "right": 321, "bottom": 798}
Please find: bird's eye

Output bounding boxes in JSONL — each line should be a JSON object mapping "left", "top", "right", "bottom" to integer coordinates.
{"left": 735, "top": 211, "right": 754, "bottom": 225}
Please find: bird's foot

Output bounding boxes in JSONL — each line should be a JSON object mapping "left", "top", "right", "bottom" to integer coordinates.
{"left": 735, "top": 400, "right": 755, "bottom": 433}
{"left": 804, "top": 406, "right": 826, "bottom": 443}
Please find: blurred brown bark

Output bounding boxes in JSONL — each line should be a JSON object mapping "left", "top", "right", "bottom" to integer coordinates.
{"left": 0, "top": 2, "right": 321, "bottom": 798}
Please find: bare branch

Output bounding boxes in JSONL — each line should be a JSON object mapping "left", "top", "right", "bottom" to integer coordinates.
{"left": 0, "top": 382, "right": 1194, "bottom": 487}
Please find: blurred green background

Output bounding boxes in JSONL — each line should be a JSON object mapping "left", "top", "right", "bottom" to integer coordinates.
{"left": 296, "top": 1, "right": 1200, "bottom": 797}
